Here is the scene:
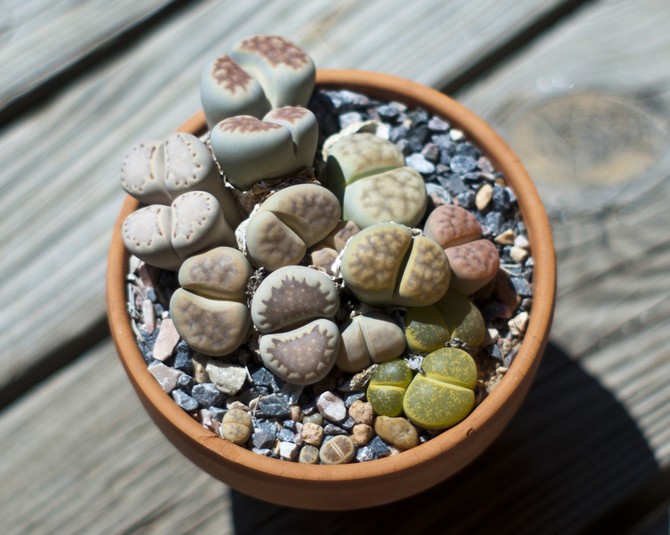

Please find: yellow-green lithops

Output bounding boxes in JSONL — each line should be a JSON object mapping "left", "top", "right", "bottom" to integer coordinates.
{"left": 403, "top": 347, "right": 477, "bottom": 430}
{"left": 340, "top": 222, "right": 450, "bottom": 307}
{"left": 367, "top": 359, "right": 413, "bottom": 417}
{"left": 404, "top": 305, "right": 450, "bottom": 354}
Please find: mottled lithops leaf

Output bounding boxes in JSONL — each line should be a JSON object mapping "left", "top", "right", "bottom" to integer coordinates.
{"left": 340, "top": 223, "right": 412, "bottom": 305}
{"left": 120, "top": 140, "right": 171, "bottom": 205}
{"left": 367, "top": 359, "right": 413, "bottom": 417}
{"left": 404, "top": 305, "right": 450, "bottom": 354}
{"left": 258, "top": 319, "right": 340, "bottom": 385}
{"left": 343, "top": 166, "right": 427, "bottom": 229}
{"left": 170, "top": 191, "right": 236, "bottom": 259}
{"left": 250, "top": 265, "right": 339, "bottom": 333}
{"left": 263, "top": 106, "right": 318, "bottom": 170}
{"left": 221, "top": 408, "right": 253, "bottom": 445}
{"left": 200, "top": 54, "right": 270, "bottom": 128}
{"left": 403, "top": 347, "right": 477, "bottom": 430}
{"left": 178, "top": 246, "right": 251, "bottom": 300}
{"left": 230, "top": 35, "right": 315, "bottom": 110}
{"left": 260, "top": 184, "right": 341, "bottom": 246}
{"left": 310, "top": 247, "right": 338, "bottom": 275}
{"left": 122, "top": 205, "right": 180, "bottom": 270}
{"left": 245, "top": 210, "right": 306, "bottom": 271}
{"left": 210, "top": 116, "right": 296, "bottom": 190}
{"left": 396, "top": 235, "right": 450, "bottom": 306}
{"left": 170, "top": 288, "right": 251, "bottom": 356}
{"left": 445, "top": 239, "right": 500, "bottom": 295}
{"left": 336, "top": 313, "right": 406, "bottom": 373}
{"left": 324, "top": 132, "right": 405, "bottom": 187}
{"left": 435, "top": 291, "right": 485, "bottom": 347}
{"left": 423, "top": 203, "right": 482, "bottom": 248}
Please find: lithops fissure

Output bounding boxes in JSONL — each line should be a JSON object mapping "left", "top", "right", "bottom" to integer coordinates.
{"left": 251, "top": 265, "right": 339, "bottom": 333}
{"left": 340, "top": 222, "right": 450, "bottom": 307}
{"left": 122, "top": 192, "right": 237, "bottom": 271}
{"left": 246, "top": 184, "right": 341, "bottom": 270}
{"left": 423, "top": 203, "right": 500, "bottom": 295}
{"left": 170, "top": 248, "right": 252, "bottom": 356}
{"left": 259, "top": 319, "right": 340, "bottom": 385}
{"left": 200, "top": 35, "right": 315, "bottom": 128}
{"left": 322, "top": 133, "right": 427, "bottom": 228}
{"left": 210, "top": 108, "right": 318, "bottom": 191}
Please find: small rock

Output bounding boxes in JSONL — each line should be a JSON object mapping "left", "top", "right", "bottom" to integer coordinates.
{"left": 352, "top": 424, "right": 374, "bottom": 446}
{"left": 356, "top": 445, "right": 376, "bottom": 462}
{"left": 374, "top": 416, "right": 419, "bottom": 450}
{"left": 406, "top": 152, "right": 435, "bottom": 174}
{"left": 301, "top": 422, "right": 325, "bottom": 446}
{"left": 192, "top": 353, "right": 209, "bottom": 383}
{"left": 316, "top": 391, "right": 347, "bottom": 423}
{"left": 299, "top": 445, "right": 320, "bottom": 464}
{"left": 142, "top": 299, "right": 156, "bottom": 334}
{"left": 279, "top": 441, "right": 300, "bottom": 461}
{"left": 450, "top": 155, "right": 478, "bottom": 174}
{"left": 348, "top": 400, "right": 374, "bottom": 425}
{"left": 514, "top": 234, "right": 530, "bottom": 249}
{"left": 475, "top": 184, "right": 493, "bottom": 211}
{"left": 290, "top": 405, "right": 303, "bottom": 422}
{"left": 319, "top": 435, "right": 357, "bottom": 464}
{"left": 324, "top": 423, "right": 347, "bottom": 435}
{"left": 450, "top": 129, "right": 465, "bottom": 141}
{"left": 369, "top": 435, "right": 391, "bottom": 458}
{"left": 148, "top": 362, "right": 183, "bottom": 393}
{"left": 494, "top": 228, "right": 516, "bottom": 245}
{"left": 252, "top": 420, "right": 277, "bottom": 449}
{"left": 303, "top": 412, "right": 324, "bottom": 426}
{"left": 277, "top": 427, "right": 295, "bottom": 443}
{"left": 257, "top": 394, "right": 291, "bottom": 418}
{"left": 206, "top": 360, "right": 247, "bottom": 395}
{"left": 511, "top": 276, "right": 533, "bottom": 297}
{"left": 428, "top": 116, "right": 450, "bottom": 131}
{"left": 421, "top": 142, "right": 440, "bottom": 162}
{"left": 177, "top": 373, "right": 194, "bottom": 393}
{"left": 172, "top": 389, "right": 199, "bottom": 412}
{"left": 510, "top": 246, "right": 529, "bottom": 263}
{"left": 192, "top": 383, "right": 224, "bottom": 406}
{"left": 153, "top": 318, "right": 181, "bottom": 361}
{"left": 508, "top": 311, "right": 530, "bottom": 336}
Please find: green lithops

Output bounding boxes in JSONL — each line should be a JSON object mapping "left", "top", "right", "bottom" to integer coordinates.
{"left": 403, "top": 347, "right": 477, "bottom": 430}
{"left": 335, "top": 312, "right": 406, "bottom": 373}
{"left": 322, "top": 133, "right": 427, "bottom": 229}
{"left": 405, "top": 291, "right": 485, "bottom": 352}
{"left": 367, "top": 359, "right": 413, "bottom": 417}
{"left": 200, "top": 35, "right": 315, "bottom": 128}
{"left": 246, "top": 184, "right": 341, "bottom": 270}
{"left": 170, "top": 247, "right": 253, "bottom": 356}
{"left": 340, "top": 222, "right": 450, "bottom": 307}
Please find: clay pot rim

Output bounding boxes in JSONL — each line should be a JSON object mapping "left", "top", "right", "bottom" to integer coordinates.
{"left": 107, "top": 69, "right": 555, "bottom": 486}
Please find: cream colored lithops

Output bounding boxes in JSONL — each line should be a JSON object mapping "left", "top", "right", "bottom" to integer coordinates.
{"left": 200, "top": 35, "right": 315, "bottom": 128}
{"left": 258, "top": 318, "right": 340, "bottom": 385}
{"left": 322, "top": 133, "right": 426, "bottom": 228}
{"left": 246, "top": 184, "right": 341, "bottom": 270}
{"left": 122, "top": 191, "right": 237, "bottom": 271}
{"left": 251, "top": 265, "right": 339, "bottom": 333}
{"left": 335, "top": 312, "right": 406, "bottom": 373}
{"left": 178, "top": 246, "right": 252, "bottom": 300}
{"left": 340, "top": 222, "right": 450, "bottom": 307}
{"left": 120, "top": 140, "right": 171, "bottom": 205}
{"left": 221, "top": 408, "right": 253, "bottom": 445}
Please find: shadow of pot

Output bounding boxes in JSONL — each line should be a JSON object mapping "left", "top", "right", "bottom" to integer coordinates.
{"left": 106, "top": 70, "right": 556, "bottom": 511}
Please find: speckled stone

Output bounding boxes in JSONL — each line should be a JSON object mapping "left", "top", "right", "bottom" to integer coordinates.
{"left": 374, "top": 416, "right": 419, "bottom": 450}
{"left": 316, "top": 391, "right": 347, "bottom": 423}
{"left": 172, "top": 389, "right": 199, "bottom": 412}
{"left": 319, "top": 435, "right": 356, "bottom": 464}
{"left": 301, "top": 422, "right": 325, "bottom": 446}
{"left": 348, "top": 399, "right": 374, "bottom": 425}
{"left": 148, "top": 361, "right": 183, "bottom": 393}
{"left": 299, "top": 444, "right": 320, "bottom": 464}
{"left": 352, "top": 423, "right": 374, "bottom": 446}
{"left": 192, "top": 382, "right": 224, "bottom": 406}
{"left": 205, "top": 359, "right": 248, "bottom": 395}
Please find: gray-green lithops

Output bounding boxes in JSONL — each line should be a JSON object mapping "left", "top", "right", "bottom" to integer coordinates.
{"left": 246, "top": 184, "right": 341, "bottom": 270}
{"left": 122, "top": 191, "right": 237, "bottom": 271}
{"left": 335, "top": 312, "right": 406, "bottom": 373}
{"left": 403, "top": 347, "right": 477, "bottom": 430}
{"left": 169, "top": 247, "right": 252, "bottom": 356}
{"left": 340, "top": 222, "right": 450, "bottom": 307}
{"left": 322, "top": 133, "right": 426, "bottom": 228}
{"left": 250, "top": 265, "right": 339, "bottom": 333}
{"left": 210, "top": 107, "right": 318, "bottom": 191}
{"left": 200, "top": 35, "right": 315, "bottom": 128}
{"left": 258, "top": 318, "right": 340, "bottom": 385}
{"left": 366, "top": 359, "right": 413, "bottom": 417}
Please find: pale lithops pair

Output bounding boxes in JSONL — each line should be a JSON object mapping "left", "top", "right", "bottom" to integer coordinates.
{"left": 245, "top": 183, "right": 341, "bottom": 270}
{"left": 250, "top": 265, "right": 340, "bottom": 385}
{"left": 322, "top": 133, "right": 427, "bottom": 229}
{"left": 424, "top": 203, "right": 499, "bottom": 295}
{"left": 200, "top": 35, "right": 315, "bottom": 128}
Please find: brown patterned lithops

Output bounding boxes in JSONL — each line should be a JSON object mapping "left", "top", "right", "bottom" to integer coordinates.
{"left": 251, "top": 266, "right": 339, "bottom": 333}
{"left": 340, "top": 222, "right": 450, "bottom": 307}
{"left": 170, "top": 248, "right": 253, "bottom": 356}
{"left": 258, "top": 319, "right": 340, "bottom": 385}
{"left": 322, "top": 133, "right": 426, "bottom": 228}
{"left": 246, "top": 184, "right": 341, "bottom": 270}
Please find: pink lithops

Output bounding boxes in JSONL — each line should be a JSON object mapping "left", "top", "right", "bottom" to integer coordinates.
{"left": 178, "top": 246, "right": 252, "bottom": 300}
{"left": 424, "top": 204, "right": 482, "bottom": 248}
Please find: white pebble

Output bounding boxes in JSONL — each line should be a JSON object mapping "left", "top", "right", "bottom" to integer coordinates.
{"left": 153, "top": 318, "right": 180, "bottom": 360}
{"left": 279, "top": 441, "right": 299, "bottom": 461}
{"left": 508, "top": 311, "right": 529, "bottom": 336}
{"left": 316, "top": 391, "right": 347, "bottom": 423}
{"left": 510, "top": 246, "right": 529, "bottom": 263}
{"left": 206, "top": 359, "right": 248, "bottom": 395}
{"left": 514, "top": 234, "right": 530, "bottom": 249}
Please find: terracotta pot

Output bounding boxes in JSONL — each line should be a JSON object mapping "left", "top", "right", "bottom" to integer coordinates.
{"left": 107, "top": 70, "right": 556, "bottom": 511}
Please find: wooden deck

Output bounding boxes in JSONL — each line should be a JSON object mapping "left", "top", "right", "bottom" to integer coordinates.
{"left": 1, "top": 0, "right": 669, "bottom": 533}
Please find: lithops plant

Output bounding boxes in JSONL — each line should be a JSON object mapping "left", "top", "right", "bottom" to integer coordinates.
{"left": 339, "top": 222, "right": 450, "bottom": 307}
{"left": 366, "top": 359, "right": 413, "bottom": 417}
{"left": 405, "top": 291, "right": 486, "bottom": 353}
{"left": 245, "top": 183, "right": 341, "bottom": 270}
{"left": 335, "top": 312, "right": 406, "bottom": 373}
{"left": 170, "top": 247, "right": 252, "bottom": 356}
{"left": 322, "top": 132, "right": 427, "bottom": 229}
{"left": 210, "top": 106, "right": 318, "bottom": 190}
{"left": 424, "top": 203, "right": 499, "bottom": 295}
{"left": 403, "top": 347, "right": 478, "bottom": 430}
{"left": 200, "top": 35, "right": 315, "bottom": 128}
{"left": 122, "top": 191, "right": 237, "bottom": 271}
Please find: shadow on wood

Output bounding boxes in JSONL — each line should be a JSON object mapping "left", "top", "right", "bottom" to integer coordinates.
{"left": 231, "top": 342, "right": 667, "bottom": 534}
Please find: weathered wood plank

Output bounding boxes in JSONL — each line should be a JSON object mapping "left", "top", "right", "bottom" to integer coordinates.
{"left": 0, "top": 341, "right": 232, "bottom": 535}
{"left": 0, "top": 0, "right": 176, "bottom": 110}
{"left": 0, "top": 0, "right": 570, "bottom": 401}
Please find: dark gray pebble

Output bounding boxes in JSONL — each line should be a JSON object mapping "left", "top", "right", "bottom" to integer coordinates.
{"left": 450, "top": 155, "right": 478, "bottom": 174}
{"left": 192, "top": 383, "right": 224, "bottom": 407}
{"left": 489, "top": 344, "right": 504, "bottom": 361}
{"left": 252, "top": 420, "right": 277, "bottom": 449}
{"left": 239, "top": 386, "right": 271, "bottom": 406}
{"left": 421, "top": 142, "right": 440, "bottom": 163}
{"left": 492, "top": 184, "right": 512, "bottom": 212}
{"left": 483, "top": 211, "right": 504, "bottom": 236}
{"left": 343, "top": 391, "right": 366, "bottom": 407}
{"left": 277, "top": 427, "right": 295, "bottom": 443}
{"left": 323, "top": 89, "right": 371, "bottom": 110}
{"left": 428, "top": 116, "right": 450, "bottom": 131}
{"left": 177, "top": 373, "right": 194, "bottom": 393}
{"left": 172, "top": 389, "right": 199, "bottom": 412}
{"left": 511, "top": 277, "right": 533, "bottom": 297}
{"left": 377, "top": 104, "right": 401, "bottom": 120}
{"left": 356, "top": 445, "right": 377, "bottom": 462}
{"left": 369, "top": 436, "right": 391, "bottom": 458}
{"left": 455, "top": 190, "right": 475, "bottom": 210}
{"left": 209, "top": 406, "right": 226, "bottom": 421}
{"left": 455, "top": 142, "right": 480, "bottom": 159}
{"left": 251, "top": 367, "right": 280, "bottom": 392}
{"left": 173, "top": 346, "right": 194, "bottom": 374}
{"left": 257, "top": 394, "right": 291, "bottom": 418}
{"left": 438, "top": 173, "right": 468, "bottom": 195}
{"left": 324, "top": 423, "right": 347, "bottom": 436}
